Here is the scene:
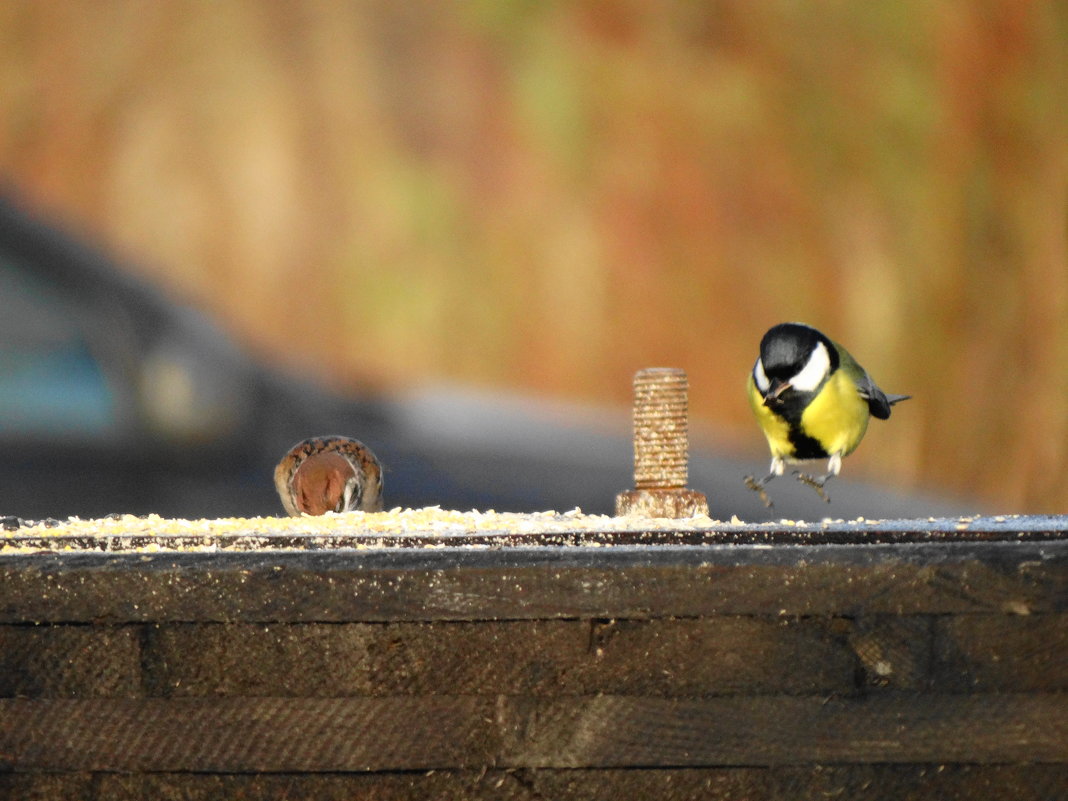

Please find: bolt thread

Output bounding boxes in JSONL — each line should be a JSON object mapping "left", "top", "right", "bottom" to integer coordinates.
{"left": 631, "top": 367, "right": 689, "bottom": 489}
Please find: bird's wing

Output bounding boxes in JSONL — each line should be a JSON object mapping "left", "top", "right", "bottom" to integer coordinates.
{"left": 856, "top": 371, "right": 910, "bottom": 420}
{"left": 835, "top": 342, "right": 910, "bottom": 420}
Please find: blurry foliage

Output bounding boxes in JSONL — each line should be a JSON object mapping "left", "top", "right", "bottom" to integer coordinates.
{"left": 0, "top": 0, "right": 1065, "bottom": 509}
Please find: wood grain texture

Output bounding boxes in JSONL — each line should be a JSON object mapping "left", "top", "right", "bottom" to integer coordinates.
{"left": 2, "top": 535, "right": 1064, "bottom": 795}
{"left": 1, "top": 539, "right": 1064, "bottom": 624}
{"left": 0, "top": 624, "right": 142, "bottom": 698}
{"left": 4, "top": 766, "right": 1066, "bottom": 801}
{"left": 934, "top": 614, "right": 1068, "bottom": 691}
{"left": 501, "top": 694, "right": 1068, "bottom": 767}
{"left": 2, "top": 766, "right": 1065, "bottom": 801}
{"left": 0, "top": 697, "right": 499, "bottom": 772}
{"left": 2, "top": 694, "right": 1065, "bottom": 772}
{"left": 139, "top": 618, "right": 857, "bottom": 698}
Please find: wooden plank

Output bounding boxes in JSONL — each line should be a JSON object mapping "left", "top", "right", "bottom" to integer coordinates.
{"left": 10, "top": 616, "right": 1058, "bottom": 703}
{"left": 934, "top": 614, "right": 1068, "bottom": 691}
{"left": 139, "top": 618, "right": 857, "bottom": 698}
{"left": 510, "top": 764, "right": 1068, "bottom": 801}
{"left": 2, "top": 694, "right": 1065, "bottom": 771}
{"left": 0, "top": 775, "right": 98, "bottom": 801}
{"left": 0, "top": 697, "right": 499, "bottom": 772}
{"left": 5, "top": 521, "right": 1066, "bottom": 552}
{"left": 0, "top": 624, "right": 142, "bottom": 698}
{"left": 503, "top": 694, "right": 1068, "bottom": 767}
{"left": 1, "top": 539, "right": 1064, "bottom": 623}
{"left": 6, "top": 765, "right": 1066, "bottom": 801}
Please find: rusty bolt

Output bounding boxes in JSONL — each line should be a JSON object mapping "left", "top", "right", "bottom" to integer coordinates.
{"left": 615, "top": 367, "right": 709, "bottom": 518}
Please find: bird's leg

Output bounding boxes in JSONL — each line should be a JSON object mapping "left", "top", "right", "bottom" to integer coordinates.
{"left": 793, "top": 471, "right": 832, "bottom": 502}
{"left": 744, "top": 457, "right": 784, "bottom": 508}
{"left": 792, "top": 453, "right": 842, "bottom": 503}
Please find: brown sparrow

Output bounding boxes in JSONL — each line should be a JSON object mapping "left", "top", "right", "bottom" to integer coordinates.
{"left": 274, "top": 436, "right": 384, "bottom": 516}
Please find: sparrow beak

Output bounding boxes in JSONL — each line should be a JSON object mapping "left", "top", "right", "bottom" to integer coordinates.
{"left": 763, "top": 379, "right": 791, "bottom": 407}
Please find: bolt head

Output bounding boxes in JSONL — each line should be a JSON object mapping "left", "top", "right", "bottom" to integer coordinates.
{"left": 615, "top": 489, "right": 709, "bottom": 519}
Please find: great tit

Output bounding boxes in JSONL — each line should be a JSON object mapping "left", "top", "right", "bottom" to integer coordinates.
{"left": 744, "top": 322, "right": 909, "bottom": 506}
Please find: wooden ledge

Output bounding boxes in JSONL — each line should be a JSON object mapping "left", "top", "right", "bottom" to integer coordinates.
{"left": 0, "top": 513, "right": 1064, "bottom": 623}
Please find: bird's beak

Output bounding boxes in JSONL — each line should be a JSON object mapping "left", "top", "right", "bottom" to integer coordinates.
{"left": 763, "top": 379, "right": 791, "bottom": 406}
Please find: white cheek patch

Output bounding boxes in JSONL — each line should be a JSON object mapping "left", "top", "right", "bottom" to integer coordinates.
{"left": 790, "top": 341, "right": 832, "bottom": 392}
{"left": 753, "top": 358, "right": 770, "bottom": 393}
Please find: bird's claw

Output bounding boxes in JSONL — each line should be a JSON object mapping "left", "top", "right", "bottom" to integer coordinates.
{"left": 792, "top": 471, "right": 831, "bottom": 503}
{"left": 743, "top": 474, "right": 774, "bottom": 508}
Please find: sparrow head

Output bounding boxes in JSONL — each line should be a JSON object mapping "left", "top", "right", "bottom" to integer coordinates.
{"left": 274, "top": 435, "right": 384, "bottom": 516}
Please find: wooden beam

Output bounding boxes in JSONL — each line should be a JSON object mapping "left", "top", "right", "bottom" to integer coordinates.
{"left": 2, "top": 694, "right": 1065, "bottom": 772}
{"left": 2, "top": 538, "right": 1064, "bottom": 623}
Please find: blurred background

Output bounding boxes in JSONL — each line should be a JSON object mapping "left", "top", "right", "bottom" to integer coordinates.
{"left": 0, "top": 1, "right": 1064, "bottom": 519}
